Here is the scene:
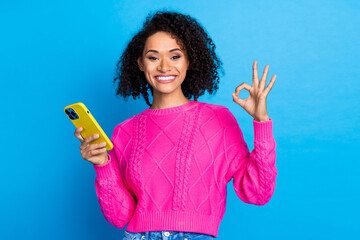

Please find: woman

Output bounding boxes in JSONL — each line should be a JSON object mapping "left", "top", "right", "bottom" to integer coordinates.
{"left": 74, "top": 10, "right": 277, "bottom": 240}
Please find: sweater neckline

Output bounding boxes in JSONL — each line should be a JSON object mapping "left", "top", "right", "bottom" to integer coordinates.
{"left": 142, "top": 100, "right": 198, "bottom": 115}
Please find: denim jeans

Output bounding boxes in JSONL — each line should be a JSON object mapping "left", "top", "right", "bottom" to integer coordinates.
{"left": 123, "top": 230, "right": 215, "bottom": 240}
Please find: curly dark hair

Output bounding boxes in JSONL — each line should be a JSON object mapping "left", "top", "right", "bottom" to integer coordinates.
{"left": 113, "top": 10, "right": 224, "bottom": 107}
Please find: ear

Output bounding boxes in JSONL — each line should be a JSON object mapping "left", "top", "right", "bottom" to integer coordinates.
{"left": 137, "top": 57, "right": 144, "bottom": 72}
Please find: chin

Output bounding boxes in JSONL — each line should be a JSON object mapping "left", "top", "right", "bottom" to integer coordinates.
{"left": 153, "top": 85, "right": 181, "bottom": 95}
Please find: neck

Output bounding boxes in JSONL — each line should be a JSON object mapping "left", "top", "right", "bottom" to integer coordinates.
{"left": 150, "top": 91, "right": 190, "bottom": 110}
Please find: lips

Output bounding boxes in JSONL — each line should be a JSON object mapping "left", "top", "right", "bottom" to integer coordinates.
{"left": 154, "top": 75, "right": 176, "bottom": 83}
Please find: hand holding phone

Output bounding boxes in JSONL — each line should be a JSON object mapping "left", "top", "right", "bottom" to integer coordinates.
{"left": 74, "top": 127, "right": 109, "bottom": 165}
{"left": 64, "top": 102, "right": 113, "bottom": 165}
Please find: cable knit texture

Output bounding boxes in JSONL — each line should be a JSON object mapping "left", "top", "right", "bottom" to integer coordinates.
{"left": 93, "top": 100, "right": 277, "bottom": 237}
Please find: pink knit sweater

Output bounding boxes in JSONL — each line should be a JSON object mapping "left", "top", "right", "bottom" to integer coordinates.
{"left": 93, "top": 100, "right": 277, "bottom": 237}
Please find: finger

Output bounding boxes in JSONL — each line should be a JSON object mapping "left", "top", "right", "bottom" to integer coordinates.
{"left": 81, "top": 142, "right": 105, "bottom": 156}
{"left": 263, "top": 74, "right": 276, "bottom": 96}
{"left": 253, "top": 61, "right": 259, "bottom": 87}
{"left": 80, "top": 133, "right": 99, "bottom": 150}
{"left": 74, "top": 127, "right": 85, "bottom": 142}
{"left": 86, "top": 142, "right": 107, "bottom": 151}
{"left": 84, "top": 133, "right": 100, "bottom": 145}
{"left": 83, "top": 148, "right": 107, "bottom": 160}
{"left": 234, "top": 82, "right": 252, "bottom": 95}
{"left": 259, "top": 65, "right": 269, "bottom": 91}
{"left": 233, "top": 82, "right": 252, "bottom": 108}
{"left": 232, "top": 92, "right": 246, "bottom": 107}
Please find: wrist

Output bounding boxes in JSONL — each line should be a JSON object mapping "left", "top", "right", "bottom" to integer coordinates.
{"left": 96, "top": 155, "right": 109, "bottom": 166}
{"left": 254, "top": 116, "right": 270, "bottom": 122}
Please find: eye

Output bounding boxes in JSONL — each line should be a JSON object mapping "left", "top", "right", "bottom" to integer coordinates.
{"left": 171, "top": 55, "right": 181, "bottom": 60}
{"left": 148, "top": 56, "right": 158, "bottom": 60}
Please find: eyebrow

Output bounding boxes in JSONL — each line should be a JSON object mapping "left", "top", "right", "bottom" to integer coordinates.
{"left": 145, "top": 48, "right": 183, "bottom": 54}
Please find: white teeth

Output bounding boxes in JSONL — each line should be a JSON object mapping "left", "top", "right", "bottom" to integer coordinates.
{"left": 156, "top": 76, "right": 175, "bottom": 80}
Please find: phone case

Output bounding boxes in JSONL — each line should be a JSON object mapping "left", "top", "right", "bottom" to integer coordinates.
{"left": 64, "top": 102, "right": 113, "bottom": 151}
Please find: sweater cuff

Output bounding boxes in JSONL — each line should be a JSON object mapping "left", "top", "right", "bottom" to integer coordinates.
{"left": 253, "top": 118, "right": 273, "bottom": 141}
{"left": 93, "top": 154, "right": 115, "bottom": 179}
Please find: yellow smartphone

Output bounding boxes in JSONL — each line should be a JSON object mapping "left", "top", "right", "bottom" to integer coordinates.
{"left": 64, "top": 102, "right": 113, "bottom": 151}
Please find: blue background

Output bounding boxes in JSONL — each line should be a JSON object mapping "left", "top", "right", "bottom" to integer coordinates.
{"left": 1, "top": 0, "right": 359, "bottom": 239}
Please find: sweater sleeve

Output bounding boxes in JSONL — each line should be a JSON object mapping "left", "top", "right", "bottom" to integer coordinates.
{"left": 93, "top": 125, "right": 136, "bottom": 228}
{"left": 223, "top": 108, "right": 277, "bottom": 206}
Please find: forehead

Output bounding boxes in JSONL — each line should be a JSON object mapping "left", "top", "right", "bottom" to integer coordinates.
{"left": 144, "top": 31, "right": 184, "bottom": 51}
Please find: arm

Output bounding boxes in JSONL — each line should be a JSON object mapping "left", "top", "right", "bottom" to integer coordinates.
{"left": 93, "top": 126, "right": 136, "bottom": 228}
{"left": 224, "top": 110, "right": 277, "bottom": 205}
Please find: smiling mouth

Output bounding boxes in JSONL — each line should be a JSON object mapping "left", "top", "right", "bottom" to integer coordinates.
{"left": 155, "top": 75, "right": 176, "bottom": 83}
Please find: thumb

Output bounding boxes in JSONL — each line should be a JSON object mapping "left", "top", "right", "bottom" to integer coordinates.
{"left": 232, "top": 92, "right": 246, "bottom": 108}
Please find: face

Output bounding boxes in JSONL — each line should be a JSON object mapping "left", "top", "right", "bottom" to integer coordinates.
{"left": 137, "top": 31, "right": 189, "bottom": 97}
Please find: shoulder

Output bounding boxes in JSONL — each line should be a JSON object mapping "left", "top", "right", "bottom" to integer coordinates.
{"left": 197, "top": 101, "right": 237, "bottom": 128}
{"left": 111, "top": 114, "right": 137, "bottom": 142}
{"left": 197, "top": 101, "right": 228, "bottom": 114}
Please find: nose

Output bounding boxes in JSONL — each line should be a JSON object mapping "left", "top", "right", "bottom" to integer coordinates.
{"left": 157, "top": 58, "right": 171, "bottom": 72}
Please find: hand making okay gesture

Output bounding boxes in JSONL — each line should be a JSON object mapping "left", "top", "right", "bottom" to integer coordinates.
{"left": 232, "top": 61, "right": 276, "bottom": 122}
